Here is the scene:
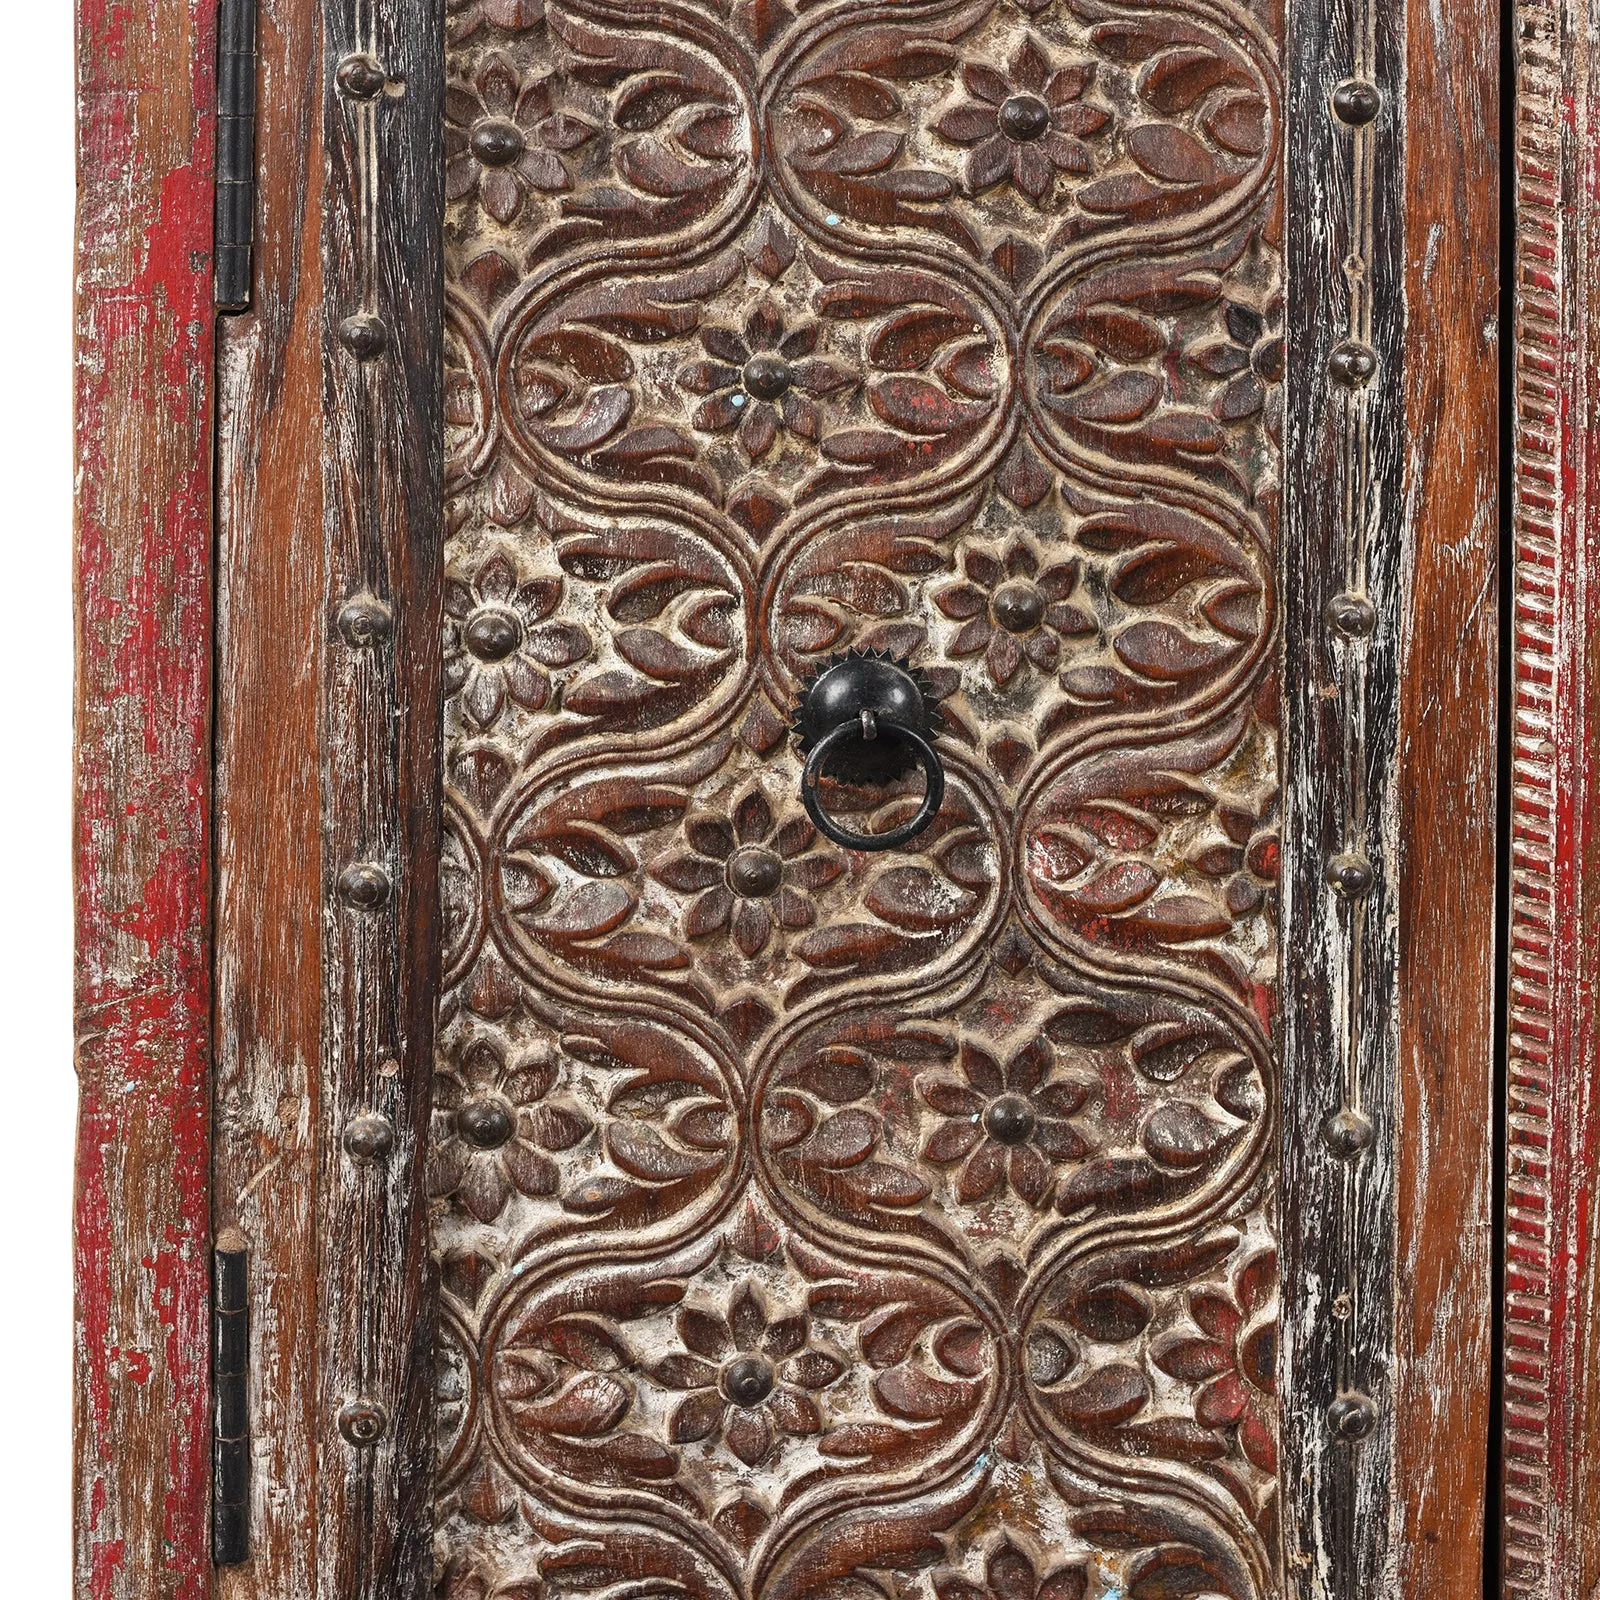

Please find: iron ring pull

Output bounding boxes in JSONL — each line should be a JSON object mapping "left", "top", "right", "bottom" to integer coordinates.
{"left": 801, "top": 715, "right": 945, "bottom": 851}
{"left": 793, "top": 650, "right": 946, "bottom": 852}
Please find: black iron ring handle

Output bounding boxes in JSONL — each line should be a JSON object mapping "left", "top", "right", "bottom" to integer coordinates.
{"left": 801, "top": 715, "right": 945, "bottom": 852}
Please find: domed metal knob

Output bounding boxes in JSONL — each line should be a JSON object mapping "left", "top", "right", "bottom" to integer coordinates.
{"left": 792, "top": 650, "right": 944, "bottom": 852}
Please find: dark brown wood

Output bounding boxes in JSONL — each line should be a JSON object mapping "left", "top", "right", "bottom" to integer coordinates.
{"left": 73, "top": 0, "right": 215, "bottom": 1595}
{"left": 212, "top": 0, "right": 327, "bottom": 1590}
{"left": 316, "top": 0, "right": 446, "bottom": 1595}
{"left": 1279, "top": 0, "right": 1407, "bottom": 1577}
{"left": 1394, "top": 0, "right": 1500, "bottom": 1584}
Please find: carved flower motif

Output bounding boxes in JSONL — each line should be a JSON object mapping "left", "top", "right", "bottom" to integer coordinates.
{"left": 650, "top": 1281, "right": 843, "bottom": 1465}
{"left": 1192, "top": 295, "right": 1283, "bottom": 446}
{"left": 934, "top": 1538, "right": 1086, "bottom": 1600}
{"left": 920, "top": 1039, "right": 1093, "bottom": 1207}
{"left": 446, "top": 0, "right": 544, "bottom": 45}
{"left": 429, "top": 1036, "right": 593, "bottom": 1222}
{"left": 680, "top": 301, "right": 854, "bottom": 462}
{"left": 444, "top": 551, "right": 590, "bottom": 728}
{"left": 933, "top": 41, "right": 1109, "bottom": 204}
{"left": 446, "top": 55, "right": 597, "bottom": 223}
{"left": 1153, "top": 1248, "right": 1277, "bottom": 1472}
{"left": 651, "top": 785, "right": 844, "bottom": 958}
{"left": 936, "top": 541, "right": 1092, "bottom": 687}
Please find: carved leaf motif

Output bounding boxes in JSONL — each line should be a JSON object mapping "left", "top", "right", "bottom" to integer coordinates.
{"left": 437, "top": 0, "right": 1284, "bottom": 1581}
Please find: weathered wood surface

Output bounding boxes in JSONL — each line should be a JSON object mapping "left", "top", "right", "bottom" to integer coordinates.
{"left": 430, "top": 0, "right": 1291, "bottom": 1595}
{"left": 1393, "top": 0, "right": 1500, "bottom": 1588}
{"left": 73, "top": 0, "right": 215, "bottom": 1596}
{"left": 1504, "top": 0, "right": 1600, "bottom": 1590}
{"left": 1279, "top": 0, "right": 1408, "bottom": 1579}
{"left": 212, "top": 0, "right": 326, "bottom": 1591}
{"left": 316, "top": 0, "right": 446, "bottom": 1595}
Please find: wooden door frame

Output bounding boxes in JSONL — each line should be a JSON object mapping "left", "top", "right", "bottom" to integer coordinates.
{"left": 67, "top": 0, "right": 1573, "bottom": 1597}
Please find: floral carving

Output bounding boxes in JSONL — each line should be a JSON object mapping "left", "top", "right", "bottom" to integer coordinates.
{"left": 494, "top": 225, "right": 1005, "bottom": 521}
{"left": 1195, "top": 295, "right": 1284, "bottom": 441}
{"left": 447, "top": 0, "right": 544, "bottom": 46}
{"left": 920, "top": 1039, "right": 1094, "bottom": 1208}
{"left": 437, "top": 0, "right": 1286, "bottom": 1585}
{"left": 446, "top": 56, "right": 597, "bottom": 223}
{"left": 430, "top": 1034, "right": 593, "bottom": 1222}
{"left": 1154, "top": 1248, "right": 1278, "bottom": 1474}
{"left": 933, "top": 41, "right": 1108, "bottom": 203}
{"left": 651, "top": 1281, "right": 838, "bottom": 1465}
{"left": 445, "top": 550, "right": 591, "bottom": 729}
{"left": 935, "top": 539, "right": 1091, "bottom": 688}
{"left": 1024, "top": 710, "right": 1281, "bottom": 999}
{"left": 934, "top": 1538, "right": 1088, "bottom": 1600}
{"left": 650, "top": 785, "right": 843, "bottom": 958}
{"left": 682, "top": 302, "right": 854, "bottom": 463}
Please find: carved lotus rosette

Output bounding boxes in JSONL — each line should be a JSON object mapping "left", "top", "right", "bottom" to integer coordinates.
{"left": 476, "top": 1209, "right": 1003, "bottom": 1566}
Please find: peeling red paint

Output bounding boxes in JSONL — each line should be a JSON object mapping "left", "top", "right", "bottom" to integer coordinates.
{"left": 74, "top": 1, "right": 214, "bottom": 1596}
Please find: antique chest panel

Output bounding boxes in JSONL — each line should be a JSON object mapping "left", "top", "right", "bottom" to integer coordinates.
{"left": 430, "top": 0, "right": 1287, "bottom": 1595}
{"left": 71, "top": 0, "right": 1531, "bottom": 1593}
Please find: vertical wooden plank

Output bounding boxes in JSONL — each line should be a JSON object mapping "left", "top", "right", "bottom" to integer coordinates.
{"left": 73, "top": 0, "right": 215, "bottom": 1596}
{"left": 1280, "top": 0, "right": 1407, "bottom": 1581}
{"left": 1503, "top": 0, "right": 1600, "bottom": 1591}
{"left": 212, "top": 0, "right": 326, "bottom": 1590}
{"left": 1395, "top": 0, "right": 1500, "bottom": 1585}
{"left": 316, "top": 1, "right": 444, "bottom": 1596}
{"left": 1284, "top": 0, "right": 1498, "bottom": 1579}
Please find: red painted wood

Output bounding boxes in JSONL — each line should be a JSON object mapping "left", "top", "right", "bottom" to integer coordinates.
{"left": 73, "top": 0, "right": 215, "bottom": 1595}
{"left": 1505, "top": 0, "right": 1600, "bottom": 1589}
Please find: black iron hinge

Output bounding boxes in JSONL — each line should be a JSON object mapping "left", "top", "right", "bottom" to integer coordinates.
{"left": 215, "top": 0, "right": 257, "bottom": 312}
{"left": 212, "top": 1233, "right": 250, "bottom": 1565}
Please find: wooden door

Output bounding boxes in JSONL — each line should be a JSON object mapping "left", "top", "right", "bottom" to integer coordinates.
{"left": 78, "top": 0, "right": 1546, "bottom": 1596}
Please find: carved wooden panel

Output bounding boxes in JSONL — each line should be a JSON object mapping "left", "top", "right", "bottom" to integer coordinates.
{"left": 432, "top": 0, "right": 1285, "bottom": 1594}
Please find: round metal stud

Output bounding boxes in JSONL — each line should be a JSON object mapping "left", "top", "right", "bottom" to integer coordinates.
{"left": 742, "top": 353, "right": 792, "bottom": 401}
{"left": 337, "top": 592, "right": 393, "bottom": 649}
{"left": 338, "top": 1398, "right": 389, "bottom": 1446}
{"left": 1331, "top": 79, "right": 1382, "bottom": 126}
{"left": 337, "top": 861, "right": 392, "bottom": 911}
{"left": 1329, "top": 341, "right": 1379, "bottom": 388}
{"left": 457, "top": 1097, "right": 516, "bottom": 1150}
{"left": 991, "top": 581, "right": 1046, "bottom": 635}
{"left": 1325, "top": 853, "right": 1374, "bottom": 899}
{"left": 469, "top": 119, "right": 526, "bottom": 167}
{"left": 1327, "top": 1391, "right": 1377, "bottom": 1441}
{"left": 338, "top": 314, "right": 389, "bottom": 361}
{"left": 983, "top": 1094, "right": 1037, "bottom": 1146}
{"left": 465, "top": 608, "right": 522, "bottom": 662}
{"left": 336, "top": 53, "right": 388, "bottom": 100}
{"left": 1321, "top": 1106, "right": 1375, "bottom": 1159}
{"left": 342, "top": 1112, "right": 394, "bottom": 1162}
{"left": 999, "top": 94, "right": 1051, "bottom": 142}
{"left": 721, "top": 1355, "right": 775, "bottom": 1408}
{"left": 1326, "top": 591, "right": 1376, "bottom": 638}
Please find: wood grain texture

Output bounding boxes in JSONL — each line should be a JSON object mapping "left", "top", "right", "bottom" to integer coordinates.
{"left": 212, "top": 0, "right": 327, "bottom": 1591}
{"left": 1278, "top": 0, "right": 1407, "bottom": 1582}
{"left": 1395, "top": 0, "right": 1500, "bottom": 1590}
{"left": 73, "top": 0, "right": 215, "bottom": 1596}
{"left": 1503, "top": 0, "right": 1600, "bottom": 1591}
{"left": 316, "top": 1, "right": 446, "bottom": 1596}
